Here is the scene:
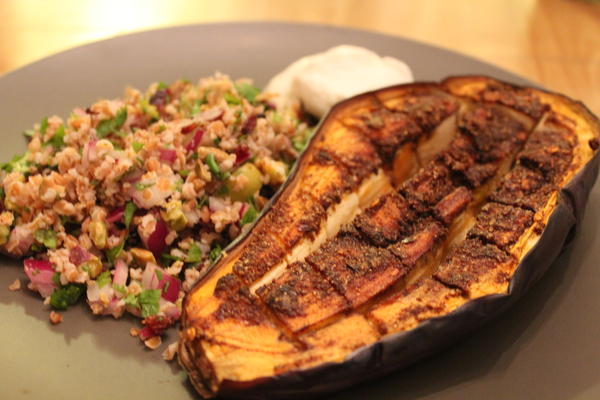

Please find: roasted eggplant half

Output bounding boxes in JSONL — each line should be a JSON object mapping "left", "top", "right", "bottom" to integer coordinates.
{"left": 179, "top": 76, "right": 600, "bottom": 399}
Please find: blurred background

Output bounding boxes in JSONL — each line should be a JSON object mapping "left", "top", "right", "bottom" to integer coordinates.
{"left": 0, "top": 0, "right": 598, "bottom": 114}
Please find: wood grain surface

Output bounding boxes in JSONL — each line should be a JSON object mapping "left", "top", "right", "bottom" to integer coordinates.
{"left": 0, "top": 0, "right": 598, "bottom": 114}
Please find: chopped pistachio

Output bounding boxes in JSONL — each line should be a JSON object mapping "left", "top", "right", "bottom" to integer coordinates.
{"left": 226, "top": 162, "right": 263, "bottom": 202}
{"left": 162, "top": 199, "right": 188, "bottom": 231}
{"left": 130, "top": 247, "right": 156, "bottom": 265}
{"left": 0, "top": 225, "right": 9, "bottom": 246}
{"left": 81, "top": 257, "right": 103, "bottom": 279}
{"left": 88, "top": 220, "right": 108, "bottom": 249}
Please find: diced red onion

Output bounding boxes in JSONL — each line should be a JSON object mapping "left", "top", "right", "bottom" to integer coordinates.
{"left": 161, "top": 299, "right": 182, "bottom": 320}
{"left": 105, "top": 298, "right": 125, "bottom": 319}
{"left": 69, "top": 246, "right": 91, "bottom": 266}
{"left": 241, "top": 115, "right": 257, "bottom": 134}
{"left": 23, "top": 259, "right": 56, "bottom": 298}
{"left": 181, "top": 123, "right": 197, "bottom": 134}
{"left": 106, "top": 206, "right": 125, "bottom": 223}
{"left": 83, "top": 139, "right": 97, "bottom": 164}
{"left": 8, "top": 225, "right": 34, "bottom": 256}
{"left": 139, "top": 326, "right": 156, "bottom": 341}
{"left": 158, "top": 148, "right": 177, "bottom": 164}
{"left": 113, "top": 259, "right": 128, "bottom": 287}
{"left": 184, "top": 129, "right": 205, "bottom": 152}
{"left": 145, "top": 218, "right": 168, "bottom": 258}
{"left": 141, "top": 263, "right": 160, "bottom": 290}
{"left": 122, "top": 168, "right": 144, "bottom": 183}
{"left": 238, "top": 202, "right": 249, "bottom": 219}
{"left": 140, "top": 263, "right": 180, "bottom": 302}
{"left": 158, "top": 274, "right": 181, "bottom": 303}
{"left": 198, "top": 107, "right": 223, "bottom": 122}
{"left": 149, "top": 89, "right": 169, "bottom": 112}
{"left": 234, "top": 146, "right": 251, "bottom": 166}
{"left": 209, "top": 197, "right": 226, "bottom": 212}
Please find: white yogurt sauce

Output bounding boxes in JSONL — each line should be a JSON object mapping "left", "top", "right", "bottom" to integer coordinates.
{"left": 265, "top": 45, "right": 414, "bottom": 117}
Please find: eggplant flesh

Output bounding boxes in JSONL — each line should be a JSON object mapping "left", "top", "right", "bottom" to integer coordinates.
{"left": 179, "top": 76, "right": 600, "bottom": 399}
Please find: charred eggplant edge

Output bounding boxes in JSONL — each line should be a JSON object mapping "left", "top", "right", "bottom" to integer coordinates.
{"left": 179, "top": 78, "right": 600, "bottom": 399}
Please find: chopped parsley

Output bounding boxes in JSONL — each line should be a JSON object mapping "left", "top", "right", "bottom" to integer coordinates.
{"left": 223, "top": 92, "right": 241, "bottom": 105}
{"left": 138, "top": 289, "right": 161, "bottom": 317}
{"left": 96, "top": 107, "right": 128, "bottom": 138}
{"left": 135, "top": 182, "right": 154, "bottom": 191}
{"left": 50, "top": 283, "right": 85, "bottom": 310}
{"left": 112, "top": 284, "right": 127, "bottom": 296}
{"left": 235, "top": 83, "right": 261, "bottom": 104}
{"left": 45, "top": 124, "right": 65, "bottom": 149}
{"left": 106, "top": 240, "right": 125, "bottom": 263}
{"left": 240, "top": 203, "right": 258, "bottom": 225}
{"left": 40, "top": 117, "right": 49, "bottom": 134}
{"left": 124, "top": 201, "right": 137, "bottom": 229}
{"left": 96, "top": 270, "right": 112, "bottom": 288}
{"left": 155, "top": 268, "right": 163, "bottom": 281}
{"left": 209, "top": 244, "right": 222, "bottom": 263}
{"left": 132, "top": 141, "right": 144, "bottom": 152}
{"left": 186, "top": 243, "right": 202, "bottom": 263}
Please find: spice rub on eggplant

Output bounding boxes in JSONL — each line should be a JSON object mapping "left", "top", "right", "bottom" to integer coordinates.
{"left": 179, "top": 76, "right": 600, "bottom": 399}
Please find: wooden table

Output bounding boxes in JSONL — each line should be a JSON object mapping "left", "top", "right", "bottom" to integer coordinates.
{"left": 1, "top": 0, "right": 598, "bottom": 114}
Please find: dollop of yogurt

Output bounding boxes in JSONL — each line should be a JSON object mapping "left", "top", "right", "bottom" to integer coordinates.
{"left": 265, "top": 45, "right": 413, "bottom": 118}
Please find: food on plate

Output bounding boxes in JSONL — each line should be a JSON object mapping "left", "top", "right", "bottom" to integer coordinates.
{"left": 265, "top": 45, "right": 413, "bottom": 117}
{"left": 0, "top": 73, "right": 313, "bottom": 338}
{"left": 179, "top": 76, "right": 600, "bottom": 398}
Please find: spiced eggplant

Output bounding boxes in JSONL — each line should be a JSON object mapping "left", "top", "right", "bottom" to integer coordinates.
{"left": 178, "top": 76, "right": 600, "bottom": 399}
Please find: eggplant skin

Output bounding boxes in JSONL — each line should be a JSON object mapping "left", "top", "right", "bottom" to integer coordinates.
{"left": 178, "top": 76, "right": 600, "bottom": 399}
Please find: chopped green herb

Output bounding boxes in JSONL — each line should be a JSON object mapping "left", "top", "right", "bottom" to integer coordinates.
{"left": 190, "top": 98, "right": 206, "bottom": 116}
{"left": 135, "top": 182, "right": 154, "bottom": 191}
{"left": 34, "top": 229, "right": 57, "bottom": 249}
{"left": 197, "top": 195, "right": 209, "bottom": 209}
{"left": 156, "top": 124, "right": 167, "bottom": 133}
{"left": 52, "top": 272, "right": 61, "bottom": 287}
{"left": 124, "top": 201, "right": 137, "bottom": 229}
{"left": 157, "top": 82, "right": 169, "bottom": 90}
{"left": 240, "top": 204, "right": 258, "bottom": 225}
{"left": 209, "top": 244, "right": 222, "bottom": 263}
{"left": 112, "top": 284, "right": 127, "bottom": 296}
{"left": 45, "top": 125, "right": 65, "bottom": 149}
{"left": 213, "top": 137, "right": 221, "bottom": 146}
{"left": 205, "top": 153, "right": 220, "bottom": 176}
{"left": 50, "top": 283, "right": 85, "bottom": 310}
{"left": 272, "top": 111, "right": 282, "bottom": 124}
{"left": 132, "top": 141, "right": 144, "bottom": 152}
{"left": 1, "top": 153, "right": 30, "bottom": 173}
{"left": 186, "top": 243, "right": 202, "bottom": 263}
{"left": 138, "top": 289, "right": 161, "bottom": 317}
{"left": 123, "top": 293, "right": 139, "bottom": 308}
{"left": 216, "top": 184, "right": 229, "bottom": 196}
{"left": 106, "top": 240, "right": 125, "bottom": 263}
{"left": 235, "top": 83, "right": 261, "bottom": 104}
{"left": 179, "top": 169, "right": 189, "bottom": 177}
{"left": 0, "top": 187, "right": 4, "bottom": 199}
{"left": 96, "top": 107, "right": 128, "bottom": 138}
{"left": 139, "top": 98, "right": 159, "bottom": 121}
{"left": 155, "top": 269, "right": 163, "bottom": 281}
{"left": 161, "top": 253, "right": 182, "bottom": 263}
{"left": 23, "top": 129, "right": 35, "bottom": 138}
{"left": 96, "top": 270, "right": 111, "bottom": 288}
{"left": 40, "top": 117, "right": 49, "bottom": 134}
{"left": 223, "top": 92, "right": 241, "bottom": 105}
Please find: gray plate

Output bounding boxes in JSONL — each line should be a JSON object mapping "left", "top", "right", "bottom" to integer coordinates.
{"left": 0, "top": 22, "right": 598, "bottom": 400}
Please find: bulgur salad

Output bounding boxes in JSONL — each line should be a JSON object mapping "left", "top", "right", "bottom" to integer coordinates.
{"left": 1, "top": 73, "right": 313, "bottom": 351}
